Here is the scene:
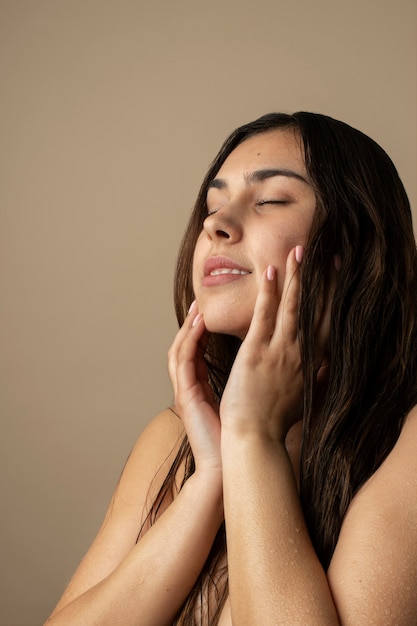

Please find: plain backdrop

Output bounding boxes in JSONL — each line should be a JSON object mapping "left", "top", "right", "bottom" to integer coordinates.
{"left": 0, "top": 1, "right": 416, "bottom": 624}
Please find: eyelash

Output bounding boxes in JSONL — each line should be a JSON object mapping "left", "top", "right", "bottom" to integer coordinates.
{"left": 256, "top": 199, "right": 288, "bottom": 206}
{"left": 205, "top": 199, "right": 288, "bottom": 218}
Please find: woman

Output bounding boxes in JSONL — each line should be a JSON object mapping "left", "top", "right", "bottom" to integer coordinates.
{"left": 45, "top": 112, "right": 417, "bottom": 625}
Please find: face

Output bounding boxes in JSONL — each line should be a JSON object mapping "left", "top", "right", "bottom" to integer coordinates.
{"left": 192, "top": 129, "right": 316, "bottom": 339}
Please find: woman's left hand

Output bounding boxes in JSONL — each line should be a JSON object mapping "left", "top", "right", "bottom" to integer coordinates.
{"left": 219, "top": 246, "right": 334, "bottom": 442}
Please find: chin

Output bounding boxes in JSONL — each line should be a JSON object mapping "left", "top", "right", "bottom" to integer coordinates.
{"left": 200, "top": 307, "right": 250, "bottom": 340}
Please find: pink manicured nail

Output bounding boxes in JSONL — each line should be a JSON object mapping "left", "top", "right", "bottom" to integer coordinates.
{"left": 192, "top": 313, "right": 203, "bottom": 327}
{"left": 267, "top": 265, "right": 276, "bottom": 281}
{"left": 295, "top": 245, "right": 304, "bottom": 263}
{"left": 188, "top": 300, "right": 196, "bottom": 313}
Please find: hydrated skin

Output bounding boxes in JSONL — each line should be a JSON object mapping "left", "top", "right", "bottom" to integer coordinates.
{"left": 45, "top": 125, "right": 417, "bottom": 626}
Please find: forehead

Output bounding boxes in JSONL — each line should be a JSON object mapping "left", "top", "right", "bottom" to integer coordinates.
{"left": 216, "top": 129, "right": 306, "bottom": 178}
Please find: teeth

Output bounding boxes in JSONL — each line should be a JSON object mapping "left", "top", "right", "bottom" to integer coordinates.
{"left": 210, "top": 268, "right": 249, "bottom": 275}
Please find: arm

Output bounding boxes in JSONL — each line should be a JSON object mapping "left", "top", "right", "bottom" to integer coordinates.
{"left": 220, "top": 250, "right": 339, "bottom": 624}
{"left": 46, "top": 303, "right": 224, "bottom": 625}
{"left": 223, "top": 412, "right": 417, "bottom": 625}
{"left": 45, "top": 409, "right": 223, "bottom": 626}
{"left": 220, "top": 249, "right": 417, "bottom": 624}
{"left": 222, "top": 432, "right": 338, "bottom": 624}
{"left": 328, "top": 405, "right": 417, "bottom": 625}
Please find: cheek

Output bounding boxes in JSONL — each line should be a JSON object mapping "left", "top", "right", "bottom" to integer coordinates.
{"left": 260, "top": 232, "right": 306, "bottom": 290}
{"left": 270, "top": 217, "right": 311, "bottom": 256}
{"left": 259, "top": 234, "right": 292, "bottom": 271}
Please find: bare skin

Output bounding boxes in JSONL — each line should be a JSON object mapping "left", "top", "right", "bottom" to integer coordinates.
{"left": 45, "top": 261, "right": 417, "bottom": 624}
{"left": 45, "top": 131, "right": 417, "bottom": 624}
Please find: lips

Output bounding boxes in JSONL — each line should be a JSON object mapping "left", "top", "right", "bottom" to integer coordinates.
{"left": 202, "top": 256, "right": 251, "bottom": 287}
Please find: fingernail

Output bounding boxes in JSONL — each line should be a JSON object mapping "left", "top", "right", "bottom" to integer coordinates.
{"left": 295, "top": 245, "right": 304, "bottom": 263}
{"left": 188, "top": 300, "right": 196, "bottom": 313}
{"left": 267, "top": 265, "right": 276, "bottom": 281}
{"left": 192, "top": 313, "right": 203, "bottom": 327}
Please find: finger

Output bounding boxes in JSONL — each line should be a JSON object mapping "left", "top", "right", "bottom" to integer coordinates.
{"left": 168, "top": 301, "right": 203, "bottom": 394}
{"left": 169, "top": 301, "right": 199, "bottom": 356}
{"left": 273, "top": 246, "right": 302, "bottom": 345}
{"left": 174, "top": 311, "right": 207, "bottom": 394}
{"left": 244, "top": 264, "right": 280, "bottom": 346}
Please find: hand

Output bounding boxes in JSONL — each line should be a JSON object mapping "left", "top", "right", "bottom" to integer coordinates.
{"left": 219, "top": 246, "right": 335, "bottom": 442}
{"left": 168, "top": 302, "right": 222, "bottom": 474}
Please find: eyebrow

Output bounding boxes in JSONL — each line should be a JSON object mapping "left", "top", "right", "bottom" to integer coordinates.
{"left": 207, "top": 168, "right": 309, "bottom": 190}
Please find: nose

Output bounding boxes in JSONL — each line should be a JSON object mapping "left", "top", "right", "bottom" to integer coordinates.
{"left": 203, "top": 204, "right": 243, "bottom": 242}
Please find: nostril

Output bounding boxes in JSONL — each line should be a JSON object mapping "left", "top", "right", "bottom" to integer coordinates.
{"left": 216, "top": 229, "right": 230, "bottom": 238}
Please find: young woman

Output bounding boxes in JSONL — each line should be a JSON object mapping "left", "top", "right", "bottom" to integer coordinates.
{"left": 45, "top": 112, "right": 417, "bottom": 625}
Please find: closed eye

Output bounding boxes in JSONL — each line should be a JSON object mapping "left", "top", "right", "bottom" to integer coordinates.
{"left": 256, "top": 200, "right": 288, "bottom": 206}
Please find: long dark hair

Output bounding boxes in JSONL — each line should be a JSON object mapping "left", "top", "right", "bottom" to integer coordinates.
{"left": 140, "top": 113, "right": 417, "bottom": 624}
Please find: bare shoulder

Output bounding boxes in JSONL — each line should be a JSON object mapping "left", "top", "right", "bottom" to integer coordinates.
{"left": 348, "top": 404, "right": 417, "bottom": 503}
{"left": 328, "top": 405, "right": 417, "bottom": 625}
{"left": 51, "top": 407, "right": 185, "bottom": 614}
{"left": 91, "top": 405, "right": 186, "bottom": 546}
{"left": 116, "top": 406, "right": 185, "bottom": 511}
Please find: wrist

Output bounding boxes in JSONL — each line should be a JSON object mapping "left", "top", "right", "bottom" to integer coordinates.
{"left": 220, "top": 428, "right": 287, "bottom": 468}
{"left": 220, "top": 419, "right": 288, "bottom": 447}
{"left": 184, "top": 468, "right": 224, "bottom": 519}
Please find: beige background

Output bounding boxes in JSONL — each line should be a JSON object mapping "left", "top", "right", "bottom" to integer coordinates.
{"left": 0, "top": 1, "right": 415, "bottom": 624}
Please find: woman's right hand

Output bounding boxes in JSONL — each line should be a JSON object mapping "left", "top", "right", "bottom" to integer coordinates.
{"left": 168, "top": 302, "right": 222, "bottom": 477}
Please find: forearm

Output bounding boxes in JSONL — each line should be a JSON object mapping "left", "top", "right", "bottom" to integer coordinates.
{"left": 222, "top": 432, "right": 339, "bottom": 625}
{"left": 45, "top": 472, "right": 223, "bottom": 626}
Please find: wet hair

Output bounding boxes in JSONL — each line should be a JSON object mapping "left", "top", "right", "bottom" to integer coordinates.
{"left": 140, "top": 112, "right": 417, "bottom": 624}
